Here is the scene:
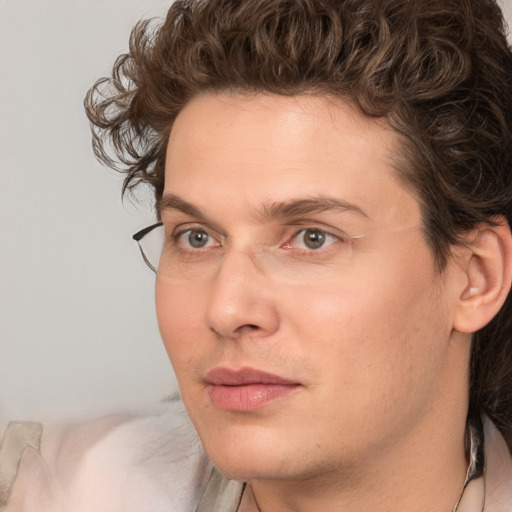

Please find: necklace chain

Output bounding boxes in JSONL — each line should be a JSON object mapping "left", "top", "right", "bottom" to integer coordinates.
{"left": 452, "top": 415, "right": 486, "bottom": 512}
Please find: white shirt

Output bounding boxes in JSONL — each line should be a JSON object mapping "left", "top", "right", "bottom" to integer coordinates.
{"left": 2, "top": 398, "right": 511, "bottom": 512}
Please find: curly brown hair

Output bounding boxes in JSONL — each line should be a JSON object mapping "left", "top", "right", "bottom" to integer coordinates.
{"left": 85, "top": 0, "right": 512, "bottom": 448}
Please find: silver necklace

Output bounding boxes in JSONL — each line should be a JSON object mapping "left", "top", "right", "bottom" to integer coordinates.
{"left": 452, "top": 415, "right": 486, "bottom": 512}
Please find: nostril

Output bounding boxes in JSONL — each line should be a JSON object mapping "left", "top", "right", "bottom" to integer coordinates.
{"left": 233, "top": 324, "right": 260, "bottom": 335}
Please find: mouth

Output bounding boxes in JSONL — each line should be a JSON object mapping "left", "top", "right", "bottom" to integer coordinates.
{"left": 205, "top": 367, "right": 302, "bottom": 411}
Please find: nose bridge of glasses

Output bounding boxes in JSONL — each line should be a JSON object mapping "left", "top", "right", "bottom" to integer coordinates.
{"left": 223, "top": 240, "right": 270, "bottom": 276}
{"left": 178, "top": 234, "right": 281, "bottom": 281}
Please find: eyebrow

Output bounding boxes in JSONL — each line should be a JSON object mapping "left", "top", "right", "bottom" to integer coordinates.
{"left": 258, "top": 196, "right": 369, "bottom": 221}
{"left": 157, "top": 193, "right": 368, "bottom": 221}
{"left": 157, "top": 194, "right": 204, "bottom": 218}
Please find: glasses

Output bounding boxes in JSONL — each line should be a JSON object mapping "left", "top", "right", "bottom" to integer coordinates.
{"left": 132, "top": 222, "right": 164, "bottom": 273}
{"left": 132, "top": 220, "right": 373, "bottom": 284}
{"left": 133, "top": 221, "right": 422, "bottom": 282}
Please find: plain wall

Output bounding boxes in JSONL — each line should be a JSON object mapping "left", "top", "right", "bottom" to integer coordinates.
{"left": 1, "top": 0, "right": 511, "bottom": 422}
{"left": 0, "top": 0, "right": 178, "bottom": 421}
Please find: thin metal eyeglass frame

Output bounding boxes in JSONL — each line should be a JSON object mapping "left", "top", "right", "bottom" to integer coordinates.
{"left": 132, "top": 221, "right": 163, "bottom": 273}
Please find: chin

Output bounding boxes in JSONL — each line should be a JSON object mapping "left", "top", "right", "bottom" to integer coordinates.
{"left": 209, "top": 454, "right": 289, "bottom": 483}
{"left": 197, "top": 426, "right": 296, "bottom": 482}
{"left": 211, "top": 460, "right": 265, "bottom": 483}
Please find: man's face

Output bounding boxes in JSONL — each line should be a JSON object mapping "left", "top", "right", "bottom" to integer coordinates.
{"left": 156, "top": 92, "right": 469, "bottom": 482}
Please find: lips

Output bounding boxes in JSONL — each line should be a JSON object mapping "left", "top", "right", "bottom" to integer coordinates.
{"left": 205, "top": 367, "right": 301, "bottom": 411}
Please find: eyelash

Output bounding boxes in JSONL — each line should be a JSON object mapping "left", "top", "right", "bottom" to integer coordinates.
{"left": 173, "top": 227, "right": 222, "bottom": 251}
{"left": 282, "top": 228, "right": 345, "bottom": 252}
{"left": 170, "top": 224, "right": 348, "bottom": 254}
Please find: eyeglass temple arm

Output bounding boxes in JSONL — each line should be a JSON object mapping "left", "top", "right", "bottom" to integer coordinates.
{"left": 132, "top": 221, "right": 163, "bottom": 242}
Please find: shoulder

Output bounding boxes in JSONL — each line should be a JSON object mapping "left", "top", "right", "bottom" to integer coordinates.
{"left": 5, "top": 397, "right": 211, "bottom": 512}
{"left": 483, "top": 416, "right": 512, "bottom": 512}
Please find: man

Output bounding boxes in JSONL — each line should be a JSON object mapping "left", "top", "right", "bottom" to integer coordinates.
{"left": 4, "top": 0, "right": 512, "bottom": 510}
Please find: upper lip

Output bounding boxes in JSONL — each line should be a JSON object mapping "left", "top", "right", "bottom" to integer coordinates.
{"left": 205, "top": 367, "right": 299, "bottom": 386}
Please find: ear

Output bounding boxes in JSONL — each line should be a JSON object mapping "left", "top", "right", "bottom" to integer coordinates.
{"left": 454, "top": 218, "right": 512, "bottom": 333}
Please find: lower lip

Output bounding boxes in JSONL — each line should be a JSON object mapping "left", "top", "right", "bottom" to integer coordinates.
{"left": 208, "top": 383, "right": 300, "bottom": 411}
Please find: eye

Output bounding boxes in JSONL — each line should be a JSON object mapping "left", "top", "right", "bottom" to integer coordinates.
{"left": 301, "top": 229, "right": 327, "bottom": 249}
{"left": 284, "top": 228, "right": 340, "bottom": 251}
{"left": 175, "top": 228, "right": 219, "bottom": 249}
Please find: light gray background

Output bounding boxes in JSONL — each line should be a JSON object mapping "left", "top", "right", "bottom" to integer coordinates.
{"left": 1, "top": 0, "right": 511, "bottom": 422}
{"left": 0, "top": 0, "right": 178, "bottom": 421}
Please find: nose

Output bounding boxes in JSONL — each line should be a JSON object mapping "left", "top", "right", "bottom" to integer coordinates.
{"left": 204, "top": 249, "right": 280, "bottom": 339}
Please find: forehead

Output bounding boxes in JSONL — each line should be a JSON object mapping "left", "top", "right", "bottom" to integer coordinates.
{"left": 163, "top": 92, "right": 420, "bottom": 227}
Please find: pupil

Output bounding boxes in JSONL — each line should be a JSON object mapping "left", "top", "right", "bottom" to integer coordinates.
{"left": 304, "top": 230, "right": 325, "bottom": 249}
{"left": 189, "top": 230, "right": 209, "bottom": 248}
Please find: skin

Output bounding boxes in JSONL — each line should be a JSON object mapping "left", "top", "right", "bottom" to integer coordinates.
{"left": 155, "top": 92, "right": 474, "bottom": 512}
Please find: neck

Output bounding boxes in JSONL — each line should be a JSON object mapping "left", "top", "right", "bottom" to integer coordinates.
{"left": 243, "top": 413, "right": 469, "bottom": 512}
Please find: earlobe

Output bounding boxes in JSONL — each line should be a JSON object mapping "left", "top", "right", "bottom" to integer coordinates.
{"left": 454, "top": 219, "right": 512, "bottom": 334}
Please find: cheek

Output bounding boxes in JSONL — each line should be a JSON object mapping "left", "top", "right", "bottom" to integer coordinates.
{"left": 288, "top": 251, "right": 450, "bottom": 394}
{"left": 155, "top": 279, "right": 206, "bottom": 369}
